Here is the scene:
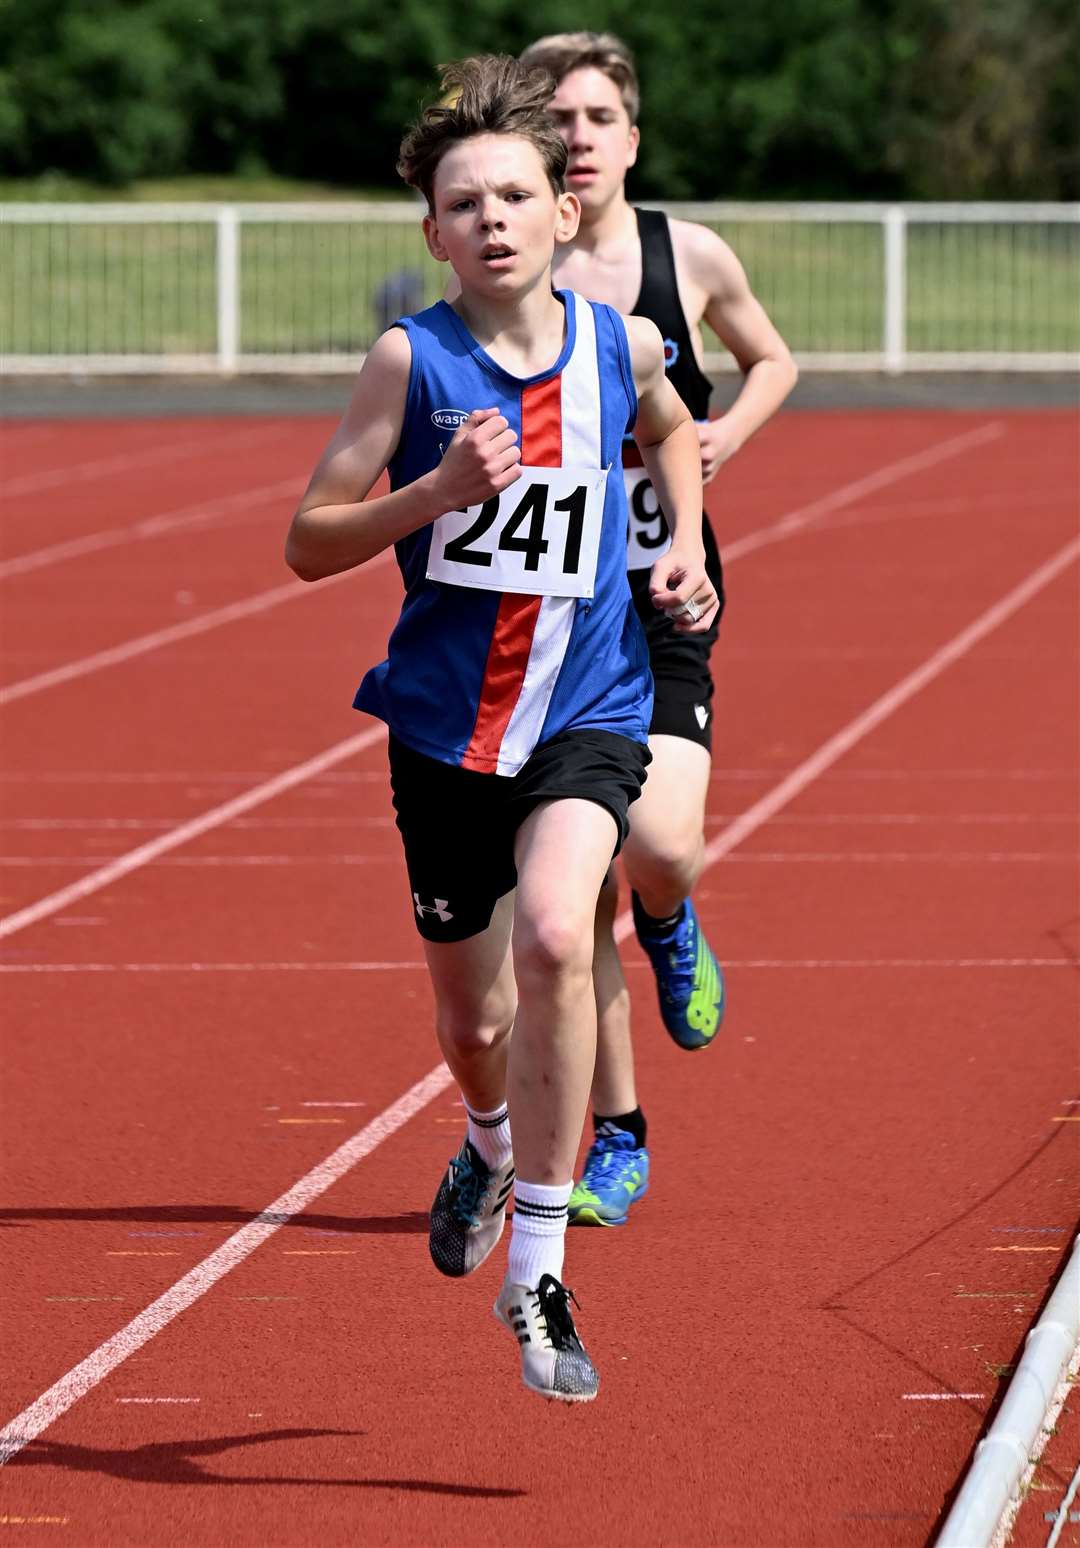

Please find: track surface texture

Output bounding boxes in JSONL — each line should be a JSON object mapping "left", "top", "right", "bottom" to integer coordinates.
{"left": 1, "top": 405, "right": 1077, "bottom": 1548}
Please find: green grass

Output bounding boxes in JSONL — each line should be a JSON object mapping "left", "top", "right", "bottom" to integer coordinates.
{"left": 2, "top": 181, "right": 1076, "bottom": 359}
{"left": 703, "top": 218, "right": 1080, "bottom": 354}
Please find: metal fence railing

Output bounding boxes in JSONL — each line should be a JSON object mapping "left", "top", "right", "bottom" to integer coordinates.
{"left": 2, "top": 201, "right": 1077, "bottom": 374}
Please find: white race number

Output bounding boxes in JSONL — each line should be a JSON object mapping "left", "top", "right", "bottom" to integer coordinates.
{"left": 624, "top": 466, "right": 672, "bottom": 571}
{"left": 427, "top": 464, "right": 608, "bottom": 598}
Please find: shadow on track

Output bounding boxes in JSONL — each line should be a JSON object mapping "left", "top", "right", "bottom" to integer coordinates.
{"left": 5, "top": 1429, "right": 526, "bottom": 1497}
{"left": 0, "top": 1207, "right": 430, "bottom": 1234}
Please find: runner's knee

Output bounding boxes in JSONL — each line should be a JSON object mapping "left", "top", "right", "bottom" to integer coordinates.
{"left": 626, "top": 825, "right": 703, "bottom": 895}
{"left": 434, "top": 995, "right": 514, "bottom": 1060}
{"left": 515, "top": 912, "right": 593, "bottom": 991}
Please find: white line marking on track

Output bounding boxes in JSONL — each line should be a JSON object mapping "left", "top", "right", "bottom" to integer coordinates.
{"left": 0, "top": 536, "right": 1074, "bottom": 1458}
{"left": 5, "top": 849, "right": 1071, "bottom": 867}
{"left": 902, "top": 1393, "right": 986, "bottom": 1402}
{"left": 1, "top": 958, "right": 1074, "bottom": 974}
{"left": 0, "top": 517, "right": 1075, "bottom": 948}
{"left": 613, "top": 534, "right": 1079, "bottom": 942}
{"left": 2, "top": 423, "right": 281, "bottom": 499}
{"left": 0, "top": 478, "right": 302, "bottom": 581}
{"left": 0, "top": 569, "right": 354, "bottom": 708}
{"left": 0, "top": 545, "right": 395, "bottom": 707}
{"left": 721, "top": 422, "right": 1005, "bottom": 563}
{"left": 0, "top": 1061, "right": 452, "bottom": 1466}
{"left": 115, "top": 1397, "right": 200, "bottom": 1405}
{"left": 8, "top": 812, "right": 1078, "bottom": 831}
{"left": 0, "top": 724, "right": 388, "bottom": 940}
{"left": 0, "top": 423, "right": 998, "bottom": 705}
{"left": 8, "top": 766, "right": 1069, "bottom": 785}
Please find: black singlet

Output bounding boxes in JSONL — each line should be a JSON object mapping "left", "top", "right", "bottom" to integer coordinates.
{"left": 625, "top": 208, "right": 724, "bottom": 615}
{"left": 631, "top": 208, "right": 713, "bottom": 422}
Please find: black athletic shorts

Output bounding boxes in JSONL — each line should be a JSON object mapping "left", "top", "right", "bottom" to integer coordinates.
{"left": 628, "top": 517, "right": 725, "bottom": 752}
{"left": 387, "top": 729, "right": 651, "bottom": 942}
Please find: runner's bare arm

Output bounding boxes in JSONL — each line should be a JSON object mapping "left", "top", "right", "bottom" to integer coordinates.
{"left": 625, "top": 315, "right": 717, "bottom": 632}
{"left": 285, "top": 328, "right": 521, "bottom": 581}
{"left": 677, "top": 220, "right": 798, "bottom": 481}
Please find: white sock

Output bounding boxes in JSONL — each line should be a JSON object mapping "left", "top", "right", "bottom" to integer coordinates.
{"left": 465, "top": 1102, "right": 512, "bottom": 1170}
{"left": 508, "top": 1179, "right": 572, "bottom": 1289}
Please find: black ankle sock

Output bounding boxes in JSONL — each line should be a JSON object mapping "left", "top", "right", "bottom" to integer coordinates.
{"left": 631, "top": 891, "right": 683, "bottom": 936}
{"left": 594, "top": 1106, "right": 647, "bottom": 1149}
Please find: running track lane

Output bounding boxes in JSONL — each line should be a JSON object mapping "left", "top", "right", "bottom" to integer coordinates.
{"left": 0, "top": 410, "right": 1077, "bottom": 1546}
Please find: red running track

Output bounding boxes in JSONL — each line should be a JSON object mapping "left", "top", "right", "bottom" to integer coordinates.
{"left": 0, "top": 408, "right": 1077, "bottom": 1547}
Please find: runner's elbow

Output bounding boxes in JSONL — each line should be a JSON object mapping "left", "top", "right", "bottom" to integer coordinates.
{"left": 284, "top": 523, "right": 328, "bottom": 582}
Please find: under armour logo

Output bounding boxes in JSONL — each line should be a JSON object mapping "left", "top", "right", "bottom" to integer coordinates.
{"left": 413, "top": 893, "right": 454, "bottom": 923}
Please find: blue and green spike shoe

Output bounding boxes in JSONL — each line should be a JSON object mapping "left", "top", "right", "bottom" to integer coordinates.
{"left": 568, "top": 1128, "right": 649, "bottom": 1227}
{"left": 633, "top": 895, "right": 726, "bottom": 1050}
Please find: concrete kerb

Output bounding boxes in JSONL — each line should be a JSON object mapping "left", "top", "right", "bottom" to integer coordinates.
{"left": 936, "top": 1231, "right": 1080, "bottom": 1548}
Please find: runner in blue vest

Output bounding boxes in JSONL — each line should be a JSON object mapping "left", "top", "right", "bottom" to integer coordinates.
{"left": 286, "top": 54, "right": 718, "bottom": 1402}
{"left": 520, "top": 32, "right": 798, "bottom": 1226}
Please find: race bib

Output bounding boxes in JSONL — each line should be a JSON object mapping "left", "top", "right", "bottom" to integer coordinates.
{"left": 427, "top": 465, "right": 608, "bottom": 598}
{"left": 624, "top": 465, "right": 672, "bottom": 571}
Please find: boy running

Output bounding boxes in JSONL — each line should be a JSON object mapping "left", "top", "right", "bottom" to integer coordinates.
{"left": 518, "top": 32, "right": 798, "bottom": 1227}
{"left": 285, "top": 55, "right": 717, "bottom": 1402}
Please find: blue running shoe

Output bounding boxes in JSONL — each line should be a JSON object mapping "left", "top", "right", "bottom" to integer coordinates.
{"left": 568, "top": 1128, "right": 649, "bottom": 1227}
{"left": 633, "top": 894, "right": 726, "bottom": 1051}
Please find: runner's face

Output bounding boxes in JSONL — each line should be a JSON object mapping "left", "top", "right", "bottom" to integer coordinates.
{"left": 548, "top": 68, "right": 639, "bottom": 214}
{"left": 425, "top": 134, "right": 579, "bottom": 295}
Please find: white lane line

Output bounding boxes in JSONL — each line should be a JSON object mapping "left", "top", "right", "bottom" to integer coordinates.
{"left": 115, "top": 1397, "right": 200, "bottom": 1405}
{"left": 0, "top": 724, "right": 388, "bottom": 940}
{"left": 2, "top": 539, "right": 1076, "bottom": 948}
{"left": 2, "top": 849, "right": 1072, "bottom": 868}
{"left": 624, "top": 535, "right": 1079, "bottom": 922}
{"left": 0, "top": 422, "right": 999, "bottom": 705}
{"left": 7, "top": 812, "right": 1078, "bottom": 830}
{"left": 721, "top": 421, "right": 1005, "bottom": 564}
{"left": 3, "top": 816, "right": 398, "bottom": 829}
{"left": 702, "top": 814, "right": 1080, "bottom": 826}
{"left": 1, "top": 958, "right": 1073, "bottom": 974}
{"left": 0, "top": 548, "right": 393, "bottom": 708}
{"left": 701, "top": 850, "right": 1074, "bottom": 863}
{"left": 903, "top": 1393, "right": 986, "bottom": 1402}
{"left": 0, "top": 1062, "right": 453, "bottom": 1467}
{"left": 0, "top": 536, "right": 1074, "bottom": 1458}
{"left": 1, "top": 423, "right": 282, "bottom": 499}
{"left": 0, "top": 478, "right": 302, "bottom": 581}
{"left": 712, "top": 768, "right": 1077, "bottom": 782}
{"left": 0, "top": 853, "right": 390, "bottom": 867}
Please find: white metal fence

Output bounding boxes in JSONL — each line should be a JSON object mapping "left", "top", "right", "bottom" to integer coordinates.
{"left": 2, "top": 201, "right": 1077, "bottom": 374}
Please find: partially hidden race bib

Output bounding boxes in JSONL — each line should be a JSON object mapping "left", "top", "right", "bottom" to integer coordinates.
{"left": 624, "top": 465, "right": 672, "bottom": 571}
{"left": 427, "top": 464, "right": 608, "bottom": 599}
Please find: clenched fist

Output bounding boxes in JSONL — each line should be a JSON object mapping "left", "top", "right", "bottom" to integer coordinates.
{"left": 431, "top": 408, "right": 523, "bottom": 512}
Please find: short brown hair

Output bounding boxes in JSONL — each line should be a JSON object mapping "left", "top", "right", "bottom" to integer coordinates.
{"left": 519, "top": 32, "right": 640, "bottom": 124}
{"left": 397, "top": 55, "right": 568, "bottom": 210}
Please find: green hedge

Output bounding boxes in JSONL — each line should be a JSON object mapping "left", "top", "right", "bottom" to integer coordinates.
{"left": 1, "top": 0, "right": 1077, "bottom": 198}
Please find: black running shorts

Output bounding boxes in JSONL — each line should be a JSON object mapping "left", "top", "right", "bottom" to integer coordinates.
{"left": 628, "top": 517, "right": 725, "bottom": 753}
{"left": 387, "top": 729, "right": 651, "bottom": 942}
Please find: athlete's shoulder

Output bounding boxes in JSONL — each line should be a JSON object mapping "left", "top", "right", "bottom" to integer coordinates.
{"left": 619, "top": 313, "right": 666, "bottom": 387}
{"left": 395, "top": 298, "right": 452, "bottom": 338}
{"left": 357, "top": 324, "right": 413, "bottom": 393}
{"left": 668, "top": 217, "right": 747, "bottom": 302}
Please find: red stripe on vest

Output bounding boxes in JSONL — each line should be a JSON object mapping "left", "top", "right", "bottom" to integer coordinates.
{"left": 460, "top": 375, "right": 564, "bottom": 772}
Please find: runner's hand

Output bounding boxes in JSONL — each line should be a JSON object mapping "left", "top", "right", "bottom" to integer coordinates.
{"left": 430, "top": 408, "right": 522, "bottom": 511}
{"left": 698, "top": 418, "right": 740, "bottom": 484}
{"left": 649, "top": 548, "right": 718, "bottom": 633}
